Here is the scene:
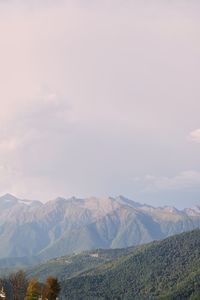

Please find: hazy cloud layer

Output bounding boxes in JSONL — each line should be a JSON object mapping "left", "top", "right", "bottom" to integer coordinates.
{"left": 135, "top": 171, "right": 200, "bottom": 191}
{"left": 190, "top": 129, "right": 200, "bottom": 143}
{"left": 0, "top": 0, "right": 200, "bottom": 207}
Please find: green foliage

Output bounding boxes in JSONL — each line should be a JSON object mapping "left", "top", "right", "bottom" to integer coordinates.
{"left": 189, "top": 289, "right": 200, "bottom": 300}
{"left": 61, "top": 230, "right": 200, "bottom": 299}
{"left": 2, "top": 230, "right": 200, "bottom": 299}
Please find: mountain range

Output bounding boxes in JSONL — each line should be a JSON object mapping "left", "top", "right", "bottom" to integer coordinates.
{"left": 0, "top": 193, "right": 200, "bottom": 261}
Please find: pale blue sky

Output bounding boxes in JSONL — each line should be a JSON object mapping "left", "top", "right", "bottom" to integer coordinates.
{"left": 0, "top": 0, "right": 200, "bottom": 208}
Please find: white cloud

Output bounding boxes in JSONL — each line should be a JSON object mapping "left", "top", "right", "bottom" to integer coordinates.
{"left": 190, "top": 129, "right": 200, "bottom": 143}
{"left": 138, "top": 171, "right": 200, "bottom": 192}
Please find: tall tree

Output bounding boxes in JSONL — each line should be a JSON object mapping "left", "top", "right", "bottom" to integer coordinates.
{"left": 42, "top": 276, "right": 60, "bottom": 300}
{"left": 9, "top": 270, "right": 28, "bottom": 300}
{"left": 25, "top": 278, "right": 41, "bottom": 300}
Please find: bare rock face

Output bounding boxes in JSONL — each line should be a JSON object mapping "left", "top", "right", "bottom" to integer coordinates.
{"left": 0, "top": 194, "right": 199, "bottom": 260}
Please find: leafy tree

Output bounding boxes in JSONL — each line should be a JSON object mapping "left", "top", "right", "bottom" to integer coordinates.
{"left": 42, "top": 276, "right": 60, "bottom": 300}
{"left": 25, "top": 278, "right": 41, "bottom": 300}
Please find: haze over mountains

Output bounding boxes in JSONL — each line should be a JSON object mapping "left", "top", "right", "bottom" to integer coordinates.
{"left": 0, "top": 193, "right": 200, "bottom": 260}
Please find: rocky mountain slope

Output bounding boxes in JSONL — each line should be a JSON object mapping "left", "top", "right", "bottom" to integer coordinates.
{"left": 0, "top": 193, "right": 200, "bottom": 260}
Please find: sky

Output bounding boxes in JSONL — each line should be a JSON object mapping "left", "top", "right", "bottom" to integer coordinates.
{"left": 0, "top": 0, "right": 200, "bottom": 208}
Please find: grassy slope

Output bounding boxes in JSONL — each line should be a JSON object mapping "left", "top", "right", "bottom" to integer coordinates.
{"left": 61, "top": 230, "right": 200, "bottom": 300}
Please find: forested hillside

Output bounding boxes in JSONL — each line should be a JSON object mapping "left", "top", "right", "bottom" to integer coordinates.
{"left": 26, "top": 247, "right": 134, "bottom": 282}
{"left": 61, "top": 230, "right": 200, "bottom": 299}
{"left": 2, "top": 230, "right": 200, "bottom": 299}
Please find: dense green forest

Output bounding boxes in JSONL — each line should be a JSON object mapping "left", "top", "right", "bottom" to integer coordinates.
{"left": 61, "top": 230, "right": 200, "bottom": 299}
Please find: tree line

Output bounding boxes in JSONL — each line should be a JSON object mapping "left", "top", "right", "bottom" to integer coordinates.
{"left": 0, "top": 270, "right": 60, "bottom": 300}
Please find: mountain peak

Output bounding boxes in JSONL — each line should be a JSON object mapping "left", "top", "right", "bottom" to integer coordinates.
{"left": 115, "top": 195, "right": 150, "bottom": 209}
{"left": 0, "top": 193, "right": 42, "bottom": 208}
{"left": 0, "top": 193, "right": 18, "bottom": 201}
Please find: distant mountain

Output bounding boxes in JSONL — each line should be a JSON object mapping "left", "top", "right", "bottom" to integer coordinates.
{"left": 0, "top": 193, "right": 200, "bottom": 260}
{"left": 61, "top": 229, "right": 200, "bottom": 299}
{"left": 0, "top": 193, "right": 42, "bottom": 211}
